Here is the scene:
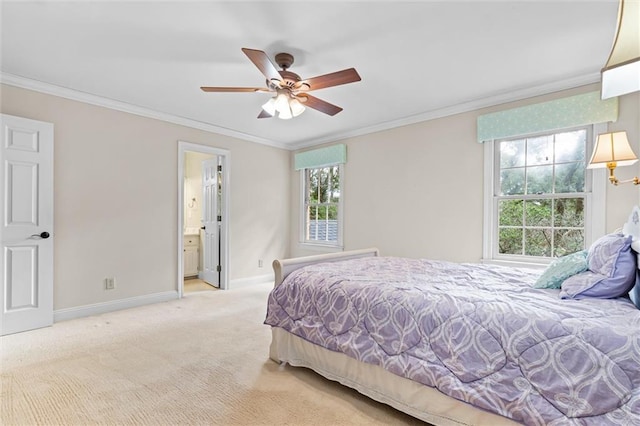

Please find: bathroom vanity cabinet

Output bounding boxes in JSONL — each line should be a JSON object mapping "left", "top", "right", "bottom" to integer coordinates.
{"left": 183, "top": 234, "right": 199, "bottom": 277}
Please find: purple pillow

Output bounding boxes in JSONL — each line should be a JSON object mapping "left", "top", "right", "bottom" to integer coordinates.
{"left": 630, "top": 274, "right": 640, "bottom": 309}
{"left": 560, "top": 234, "right": 636, "bottom": 299}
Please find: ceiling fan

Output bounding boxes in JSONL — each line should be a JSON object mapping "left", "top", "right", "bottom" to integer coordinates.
{"left": 201, "top": 48, "right": 361, "bottom": 119}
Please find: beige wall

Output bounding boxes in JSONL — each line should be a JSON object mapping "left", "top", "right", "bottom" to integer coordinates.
{"left": 3, "top": 81, "right": 637, "bottom": 311}
{"left": 0, "top": 84, "right": 290, "bottom": 310}
{"left": 290, "top": 84, "right": 640, "bottom": 261}
{"left": 605, "top": 92, "right": 640, "bottom": 229}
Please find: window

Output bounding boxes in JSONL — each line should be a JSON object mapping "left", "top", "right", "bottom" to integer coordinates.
{"left": 484, "top": 125, "right": 605, "bottom": 264}
{"left": 301, "top": 164, "right": 343, "bottom": 247}
{"left": 295, "top": 144, "right": 346, "bottom": 250}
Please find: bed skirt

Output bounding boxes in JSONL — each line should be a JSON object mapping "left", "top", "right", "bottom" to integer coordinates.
{"left": 269, "top": 327, "right": 520, "bottom": 426}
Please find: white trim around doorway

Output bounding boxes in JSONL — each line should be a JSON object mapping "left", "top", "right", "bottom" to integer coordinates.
{"left": 177, "top": 141, "right": 231, "bottom": 296}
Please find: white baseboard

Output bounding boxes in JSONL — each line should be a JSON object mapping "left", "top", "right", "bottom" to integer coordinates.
{"left": 54, "top": 291, "right": 179, "bottom": 322}
{"left": 229, "top": 273, "right": 273, "bottom": 289}
{"left": 53, "top": 274, "right": 272, "bottom": 322}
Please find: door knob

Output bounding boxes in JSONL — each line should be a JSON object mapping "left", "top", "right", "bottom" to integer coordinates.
{"left": 31, "top": 232, "right": 50, "bottom": 239}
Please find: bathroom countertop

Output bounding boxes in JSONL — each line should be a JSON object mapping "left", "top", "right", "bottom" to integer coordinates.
{"left": 184, "top": 227, "right": 201, "bottom": 236}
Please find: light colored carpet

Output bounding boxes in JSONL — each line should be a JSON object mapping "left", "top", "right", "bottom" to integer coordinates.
{"left": 1, "top": 284, "right": 424, "bottom": 425}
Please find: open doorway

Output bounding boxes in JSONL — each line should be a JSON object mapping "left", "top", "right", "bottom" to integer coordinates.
{"left": 178, "top": 141, "right": 230, "bottom": 297}
{"left": 183, "top": 152, "right": 215, "bottom": 293}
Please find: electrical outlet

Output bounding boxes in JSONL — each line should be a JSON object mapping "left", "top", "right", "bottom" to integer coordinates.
{"left": 104, "top": 277, "right": 116, "bottom": 290}
{"left": 258, "top": 259, "right": 264, "bottom": 268}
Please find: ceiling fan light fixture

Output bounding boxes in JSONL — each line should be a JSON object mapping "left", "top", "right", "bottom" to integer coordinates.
{"left": 262, "top": 91, "right": 303, "bottom": 119}
{"left": 261, "top": 90, "right": 302, "bottom": 120}
{"left": 290, "top": 98, "right": 305, "bottom": 117}
{"left": 261, "top": 98, "right": 276, "bottom": 116}
{"left": 278, "top": 104, "right": 293, "bottom": 120}
{"left": 274, "top": 92, "right": 290, "bottom": 113}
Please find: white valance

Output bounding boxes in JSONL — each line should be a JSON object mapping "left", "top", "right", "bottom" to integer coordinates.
{"left": 477, "top": 91, "right": 618, "bottom": 143}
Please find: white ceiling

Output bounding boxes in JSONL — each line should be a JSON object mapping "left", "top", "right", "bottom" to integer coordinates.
{"left": 0, "top": 1, "right": 619, "bottom": 150}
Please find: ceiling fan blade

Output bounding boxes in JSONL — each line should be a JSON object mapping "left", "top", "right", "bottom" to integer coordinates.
{"left": 257, "top": 110, "right": 272, "bottom": 119}
{"left": 299, "top": 68, "right": 361, "bottom": 91}
{"left": 200, "top": 87, "right": 270, "bottom": 93}
{"left": 241, "top": 48, "right": 282, "bottom": 82}
{"left": 299, "top": 94, "right": 343, "bottom": 116}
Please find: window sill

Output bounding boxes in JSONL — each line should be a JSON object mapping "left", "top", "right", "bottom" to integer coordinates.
{"left": 298, "top": 242, "right": 344, "bottom": 253}
{"left": 481, "top": 258, "right": 548, "bottom": 270}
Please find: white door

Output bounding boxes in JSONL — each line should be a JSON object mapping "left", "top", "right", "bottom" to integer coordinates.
{"left": 0, "top": 114, "right": 54, "bottom": 336}
{"left": 201, "top": 158, "right": 219, "bottom": 286}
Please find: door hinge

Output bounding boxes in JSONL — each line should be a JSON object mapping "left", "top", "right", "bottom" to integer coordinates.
{"left": 217, "top": 215, "right": 222, "bottom": 222}
{"left": 217, "top": 165, "right": 222, "bottom": 172}
{"left": 216, "top": 265, "right": 221, "bottom": 272}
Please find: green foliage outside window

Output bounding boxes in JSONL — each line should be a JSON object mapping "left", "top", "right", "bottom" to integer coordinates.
{"left": 497, "top": 129, "right": 586, "bottom": 258}
{"left": 305, "top": 166, "right": 340, "bottom": 242}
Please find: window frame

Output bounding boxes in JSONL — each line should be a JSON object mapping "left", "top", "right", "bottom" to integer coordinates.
{"left": 299, "top": 163, "right": 344, "bottom": 251}
{"left": 482, "top": 123, "right": 607, "bottom": 267}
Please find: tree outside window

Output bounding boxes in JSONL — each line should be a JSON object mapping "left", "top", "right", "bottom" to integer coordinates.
{"left": 496, "top": 129, "right": 587, "bottom": 258}
{"left": 304, "top": 165, "right": 341, "bottom": 244}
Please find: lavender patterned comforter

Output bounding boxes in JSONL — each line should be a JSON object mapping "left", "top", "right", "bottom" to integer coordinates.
{"left": 264, "top": 256, "right": 640, "bottom": 425}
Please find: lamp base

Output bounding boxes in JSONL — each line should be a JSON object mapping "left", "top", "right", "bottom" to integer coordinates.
{"left": 606, "top": 162, "right": 639, "bottom": 185}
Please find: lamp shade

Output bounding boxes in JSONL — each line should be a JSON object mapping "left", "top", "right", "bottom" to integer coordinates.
{"left": 588, "top": 131, "right": 639, "bottom": 168}
{"left": 601, "top": 0, "right": 640, "bottom": 99}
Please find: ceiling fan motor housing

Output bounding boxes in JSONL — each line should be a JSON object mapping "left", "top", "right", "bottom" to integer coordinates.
{"left": 275, "top": 52, "right": 294, "bottom": 70}
{"left": 280, "top": 71, "right": 303, "bottom": 88}
{"left": 271, "top": 53, "right": 306, "bottom": 90}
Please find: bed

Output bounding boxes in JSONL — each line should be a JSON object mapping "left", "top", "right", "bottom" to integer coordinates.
{"left": 265, "top": 209, "right": 640, "bottom": 425}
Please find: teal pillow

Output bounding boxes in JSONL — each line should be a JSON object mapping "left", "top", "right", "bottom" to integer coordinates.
{"left": 534, "top": 250, "right": 588, "bottom": 289}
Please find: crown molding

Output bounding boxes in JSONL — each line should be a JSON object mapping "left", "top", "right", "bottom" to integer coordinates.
{"left": 1, "top": 71, "right": 601, "bottom": 152}
{"left": 0, "top": 72, "right": 289, "bottom": 150}
{"left": 289, "top": 72, "right": 602, "bottom": 150}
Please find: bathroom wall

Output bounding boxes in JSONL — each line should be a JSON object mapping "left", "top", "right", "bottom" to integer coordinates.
{"left": 184, "top": 151, "right": 213, "bottom": 232}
